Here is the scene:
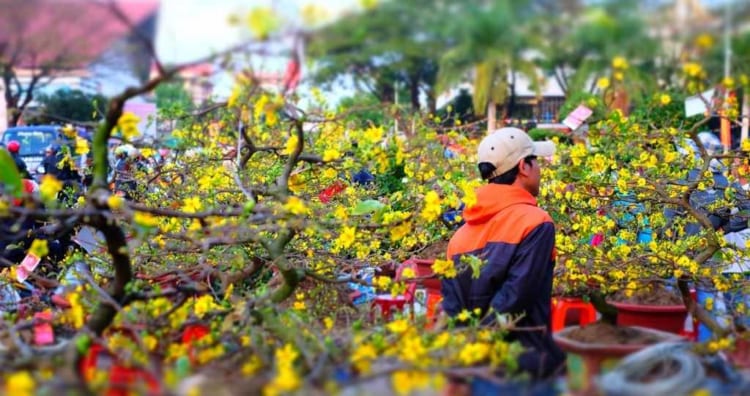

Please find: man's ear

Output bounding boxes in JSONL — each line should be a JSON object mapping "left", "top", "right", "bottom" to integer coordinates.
{"left": 517, "top": 159, "right": 531, "bottom": 177}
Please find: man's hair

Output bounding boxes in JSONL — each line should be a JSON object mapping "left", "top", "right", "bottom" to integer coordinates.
{"left": 479, "top": 155, "right": 536, "bottom": 185}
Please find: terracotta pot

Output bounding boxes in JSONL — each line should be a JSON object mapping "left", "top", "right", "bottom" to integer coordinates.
{"left": 554, "top": 326, "right": 683, "bottom": 395}
{"left": 610, "top": 301, "right": 687, "bottom": 334}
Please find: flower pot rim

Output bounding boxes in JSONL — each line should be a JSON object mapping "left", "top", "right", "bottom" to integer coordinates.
{"left": 608, "top": 300, "right": 687, "bottom": 312}
{"left": 407, "top": 257, "right": 436, "bottom": 264}
{"left": 553, "top": 325, "right": 684, "bottom": 356}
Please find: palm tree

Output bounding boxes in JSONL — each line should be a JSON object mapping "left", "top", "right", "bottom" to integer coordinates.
{"left": 535, "top": 0, "right": 660, "bottom": 99}
{"left": 436, "top": 0, "right": 540, "bottom": 134}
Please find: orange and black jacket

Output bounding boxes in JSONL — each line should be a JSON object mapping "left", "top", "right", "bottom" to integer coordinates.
{"left": 443, "top": 184, "right": 565, "bottom": 378}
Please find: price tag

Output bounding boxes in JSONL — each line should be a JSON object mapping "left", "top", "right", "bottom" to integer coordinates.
{"left": 562, "top": 105, "right": 593, "bottom": 131}
{"left": 33, "top": 311, "right": 54, "bottom": 346}
{"left": 17, "top": 253, "right": 41, "bottom": 283}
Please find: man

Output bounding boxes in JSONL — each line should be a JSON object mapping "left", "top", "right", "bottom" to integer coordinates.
{"left": 6, "top": 140, "right": 31, "bottom": 179}
{"left": 442, "top": 127, "right": 565, "bottom": 379}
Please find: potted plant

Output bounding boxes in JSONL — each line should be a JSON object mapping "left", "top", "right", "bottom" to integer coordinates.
{"left": 539, "top": 54, "right": 750, "bottom": 391}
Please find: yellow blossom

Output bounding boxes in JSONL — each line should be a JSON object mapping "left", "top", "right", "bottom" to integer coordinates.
{"left": 182, "top": 196, "right": 203, "bottom": 213}
{"left": 74, "top": 136, "right": 90, "bottom": 155}
{"left": 117, "top": 112, "right": 141, "bottom": 140}
{"left": 391, "top": 370, "right": 431, "bottom": 396}
{"left": 683, "top": 62, "right": 704, "bottom": 78}
{"left": 5, "top": 371, "right": 35, "bottom": 396}
{"left": 400, "top": 267, "right": 415, "bottom": 279}
{"left": 66, "top": 292, "right": 86, "bottom": 329}
{"left": 28, "top": 239, "right": 49, "bottom": 258}
{"left": 227, "top": 85, "right": 242, "bottom": 108}
{"left": 612, "top": 56, "right": 628, "bottom": 70}
{"left": 284, "top": 196, "right": 309, "bottom": 215}
{"left": 659, "top": 94, "right": 671, "bottom": 106}
{"left": 39, "top": 175, "right": 63, "bottom": 201}
{"left": 264, "top": 344, "right": 300, "bottom": 396}
{"left": 459, "top": 342, "right": 491, "bottom": 365}
{"left": 389, "top": 221, "right": 412, "bottom": 242}
{"left": 242, "top": 355, "right": 262, "bottom": 376}
{"left": 61, "top": 124, "right": 77, "bottom": 138}
{"left": 374, "top": 276, "right": 392, "bottom": 290}
{"left": 723, "top": 76, "right": 735, "bottom": 89}
{"left": 143, "top": 334, "right": 158, "bottom": 351}
{"left": 597, "top": 77, "right": 610, "bottom": 90}
{"left": 194, "top": 295, "right": 216, "bottom": 318}
{"left": 360, "top": 0, "right": 379, "bottom": 11}
{"left": 322, "top": 148, "right": 341, "bottom": 162}
{"left": 107, "top": 194, "right": 124, "bottom": 210}
{"left": 419, "top": 191, "right": 442, "bottom": 222}
{"left": 134, "top": 211, "right": 159, "bottom": 228}
{"left": 695, "top": 34, "right": 714, "bottom": 49}
{"left": 386, "top": 319, "right": 409, "bottom": 334}
{"left": 322, "top": 168, "right": 338, "bottom": 179}
{"left": 432, "top": 259, "right": 457, "bottom": 278}
{"left": 284, "top": 134, "right": 300, "bottom": 155}
{"left": 351, "top": 343, "right": 378, "bottom": 373}
{"left": 335, "top": 226, "right": 356, "bottom": 249}
{"left": 247, "top": 8, "right": 279, "bottom": 40}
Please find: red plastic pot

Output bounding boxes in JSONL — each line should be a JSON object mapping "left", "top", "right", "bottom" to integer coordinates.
{"left": 727, "top": 337, "right": 750, "bottom": 369}
{"left": 406, "top": 258, "right": 441, "bottom": 292}
{"left": 610, "top": 301, "right": 687, "bottom": 334}
{"left": 79, "top": 344, "right": 160, "bottom": 396}
{"left": 182, "top": 323, "right": 210, "bottom": 366}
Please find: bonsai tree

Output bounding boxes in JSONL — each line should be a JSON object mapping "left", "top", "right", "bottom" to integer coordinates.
{"left": 0, "top": 5, "right": 529, "bottom": 394}
{"left": 544, "top": 58, "right": 750, "bottom": 340}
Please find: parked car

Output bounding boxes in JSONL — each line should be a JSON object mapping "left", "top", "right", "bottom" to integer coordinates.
{"left": 1, "top": 126, "right": 61, "bottom": 178}
{"left": 1, "top": 125, "right": 89, "bottom": 180}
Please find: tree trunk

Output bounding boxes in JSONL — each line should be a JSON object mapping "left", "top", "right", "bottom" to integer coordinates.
{"left": 409, "top": 75, "right": 420, "bottom": 112}
{"left": 426, "top": 87, "right": 436, "bottom": 115}
{"left": 2, "top": 71, "right": 19, "bottom": 127}
{"left": 741, "top": 91, "right": 749, "bottom": 144}
{"left": 9, "top": 108, "right": 21, "bottom": 126}
{"left": 377, "top": 80, "right": 395, "bottom": 105}
{"left": 505, "top": 80, "right": 516, "bottom": 125}
{"left": 487, "top": 101, "right": 496, "bottom": 134}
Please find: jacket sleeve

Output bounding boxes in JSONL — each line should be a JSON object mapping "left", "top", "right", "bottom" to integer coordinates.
{"left": 488, "top": 222, "right": 555, "bottom": 315}
{"left": 441, "top": 241, "right": 465, "bottom": 317}
{"left": 441, "top": 276, "right": 462, "bottom": 317}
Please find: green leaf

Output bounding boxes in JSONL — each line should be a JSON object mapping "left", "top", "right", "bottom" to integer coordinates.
{"left": 460, "top": 255, "right": 486, "bottom": 279}
{"left": 75, "top": 334, "right": 91, "bottom": 355}
{"left": 0, "top": 149, "right": 22, "bottom": 198}
{"left": 351, "top": 199, "right": 385, "bottom": 216}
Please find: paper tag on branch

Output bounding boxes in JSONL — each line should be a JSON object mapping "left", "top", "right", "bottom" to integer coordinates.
{"left": 17, "top": 253, "right": 41, "bottom": 283}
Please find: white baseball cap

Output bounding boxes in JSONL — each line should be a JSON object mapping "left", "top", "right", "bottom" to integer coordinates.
{"left": 477, "top": 127, "right": 555, "bottom": 178}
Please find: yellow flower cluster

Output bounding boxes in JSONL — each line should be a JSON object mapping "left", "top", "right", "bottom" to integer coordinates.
{"left": 117, "top": 112, "right": 141, "bottom": 140}
{"left": 431, "top": 259, "right": 457, "bottom": 278}
{"left": 263, "top": 344, "right": 301, "bottom": 396}
{"left": 39, "top": 175, "right": 63, "bottom": 201}
{"left": 419, "top": 191, "right": 442, "bottom": 222}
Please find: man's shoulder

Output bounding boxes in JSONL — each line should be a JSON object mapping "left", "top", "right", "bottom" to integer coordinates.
{"left": 494, "top": 202, "right": 553, "bottom": 225}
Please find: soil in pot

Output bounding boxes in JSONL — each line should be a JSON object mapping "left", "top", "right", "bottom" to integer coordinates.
{"left": 415, "top": 239, "right": 449, "bottom": 259}
{"left": 610, "top": 284, "right": 683, "bottom": 306}
{"left": 565, "top": 321, "right": 663, "bottom": 345}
